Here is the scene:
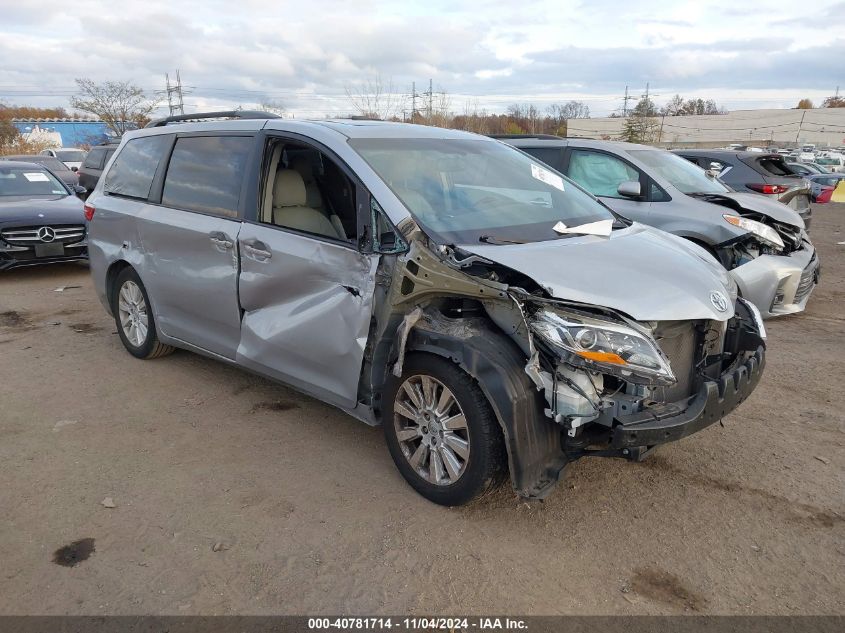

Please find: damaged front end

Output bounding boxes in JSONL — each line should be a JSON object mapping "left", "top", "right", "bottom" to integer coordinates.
{"left": 369, "top": 222, "right": 767, "bottom": 500}
{"left": 519, "top": 295, "right": 765, "bottom": 469}
{"left": 693, "top": 193, "right": 820, "bottom": 318}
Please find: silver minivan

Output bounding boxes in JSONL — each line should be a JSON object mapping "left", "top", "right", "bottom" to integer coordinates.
{"left": 88, "top": 113, "right": 766, "bottom": 505}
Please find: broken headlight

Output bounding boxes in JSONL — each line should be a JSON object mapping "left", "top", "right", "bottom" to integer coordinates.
{"left": 529, "top": 309, "right": 676, "bottom": 385}
{"left": 723, "top": 215, "right": 784, "bottom": 250}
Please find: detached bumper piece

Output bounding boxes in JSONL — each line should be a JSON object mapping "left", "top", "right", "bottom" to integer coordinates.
{"left": 611, "top": 346, "right": 765, "bottom": 450}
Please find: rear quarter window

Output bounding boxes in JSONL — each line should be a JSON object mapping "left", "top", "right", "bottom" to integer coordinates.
{"left": 82, "top": 148, "right": 106, "bottom": 169}
{"left": 755, "top": 157, "right": 792, "bottom": 177}
{"left": 521, "top": 147, "right": 564, "bottom": 171}
{"left": 103, "top": 136, "right": 170, "bottom": 199}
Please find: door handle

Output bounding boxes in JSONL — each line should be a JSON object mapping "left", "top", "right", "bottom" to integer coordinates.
{"left": 243, "top": 241, "right": 272, "bottom": 260}
{"left": 209, "top": 231, "right": 233, "bottom": 249}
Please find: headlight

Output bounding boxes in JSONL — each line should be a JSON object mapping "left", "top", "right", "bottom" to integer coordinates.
{"left": 723, "top": 215, "right": 784, "bottom": 249}
{"left": 529, "top": 309, "right": 676, "bottom": 385}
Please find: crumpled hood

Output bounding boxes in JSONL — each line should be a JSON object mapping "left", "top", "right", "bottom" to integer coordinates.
{"left": 0, "top": 195, "right": 85, "bottom": 228}
{"left": 463, "top": 224, "right": 736, "bottom": 322}
{"left": 696, "top": 191, "right": 804, "bottom": 229}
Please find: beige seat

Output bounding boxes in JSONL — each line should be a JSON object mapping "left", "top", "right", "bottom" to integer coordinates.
{"left": 290, "top": 156, "right": 324, "bottom": 210}
{"left": 272, "top": 170, "right": 342, "bottom": 239}
{"left": 290, "top": 156, "right": 347, "bottom": 238}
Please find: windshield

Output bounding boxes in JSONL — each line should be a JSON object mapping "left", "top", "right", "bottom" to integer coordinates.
{"left": 0, "top": 166, "right": 68, "bottom": 197}
{"left": 631, "top": 150, "right": 731, "bottom": 194}
{"left": 349, "top": 138, "right": 615, "bottom": 244}
{"left": 55, "top": 149, "right": 86, "bottom": 162}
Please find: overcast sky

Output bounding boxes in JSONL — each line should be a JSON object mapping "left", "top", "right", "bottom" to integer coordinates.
{"left": 1, "top": 0, "right": 842, "bottom": 118}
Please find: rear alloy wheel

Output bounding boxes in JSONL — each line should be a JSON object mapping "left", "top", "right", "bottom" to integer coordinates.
{"left": 383, "top": 354, "right": 505, "bottom": 505}
{"left": 112, "top": 268, "right": 174, "bottom": 360}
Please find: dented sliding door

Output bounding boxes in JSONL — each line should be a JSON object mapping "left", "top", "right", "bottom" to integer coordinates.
{"left": 235, "top": 224, "right": 379, "bottom": 408}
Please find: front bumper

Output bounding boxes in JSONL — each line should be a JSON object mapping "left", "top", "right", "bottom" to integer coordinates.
{"left": 0, "top": 242, "right": 88, "bottom": 270}
{"left": 611, "top": 346, "right": 765, "bottom": 449}
{"left": 730, "top": 245, "right": 819, "bottom": 318}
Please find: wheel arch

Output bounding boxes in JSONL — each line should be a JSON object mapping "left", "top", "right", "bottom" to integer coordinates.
{"left": 399, "top": 310, "right": 567, "bottom": 499}
{"left": 105, "top": 259, "right": 133, "bottom": 315}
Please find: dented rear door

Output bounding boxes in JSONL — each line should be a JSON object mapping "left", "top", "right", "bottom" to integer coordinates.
{"left": 235, "top": 224, "right": 379, "bottom": 409}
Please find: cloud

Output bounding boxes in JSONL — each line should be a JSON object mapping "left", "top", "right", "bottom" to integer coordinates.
{"left": 0, "top": 0, "right": 841, "bottom": 117}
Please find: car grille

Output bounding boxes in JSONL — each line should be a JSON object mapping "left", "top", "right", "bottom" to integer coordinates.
{"left": 795, "top": 254, "right": 818, "bottom": 304}
{"left": 0, "top": 225, "right": 86, "bottom": 246}
{"left": 654, "top": 321, "right": 698, "bottom": 402}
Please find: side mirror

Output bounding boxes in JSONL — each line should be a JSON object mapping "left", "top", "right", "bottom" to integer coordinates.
{"left": 73, "top": 184, "right": 87, "bottom": 196}
{"left": 709, "top": 162, "right": 723, "bottom": 172}
{"left": 617, "top": 180, "right": 641, "bottom": 198}
{"left": 71, "top": 166, "right": 78, "bottom": 172}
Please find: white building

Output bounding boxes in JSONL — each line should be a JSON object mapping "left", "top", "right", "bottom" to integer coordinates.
{"left": 565, "top": 107, "right": 845, "bottom": 148}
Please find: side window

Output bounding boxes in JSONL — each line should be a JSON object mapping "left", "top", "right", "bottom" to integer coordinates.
{"left": 649, "top": 181, "right": 671, "bottom": 202}
{"left": 521, "top": 147, "right": 563, "bottom": 171}
{"left": 567, "top": 150, "right": 641, "bottom": 198}
{"left": 259, "top": 139, "right": 356, "bottom": 243}
{"left": 103, "top": 136, "right": 169, "bottom": 199}
{"left": 82, "top": 148, "right": 105, "bottom": 169}
{"left": 162, "top": 136, "right": 253, "bottom": 218}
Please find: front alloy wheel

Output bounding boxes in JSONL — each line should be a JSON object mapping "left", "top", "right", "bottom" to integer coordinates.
{"left": 394, "top": 375, "right": 470, "bottom": 486}
{"left": 383, "top": 354, "right": 505, "bottom": 506}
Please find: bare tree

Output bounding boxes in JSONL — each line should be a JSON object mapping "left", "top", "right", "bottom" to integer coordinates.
{"left": 70, "top": 79, "right": 158, "bottom": 135}
{"left": 661, "top": 94, "right": 726, "bottom": 116}
{"left": 547, "top": 100, "right": 590, "bottom": 135}
{"left": 344, "top": 75, "right": 401, "bottom": 121}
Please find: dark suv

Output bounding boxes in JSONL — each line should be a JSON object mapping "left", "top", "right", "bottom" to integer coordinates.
{"left": 673, "top": 149, "right": 812, "bottom": 229}
{"left": 76, "top": 141, "right": 120, "bottom": 196}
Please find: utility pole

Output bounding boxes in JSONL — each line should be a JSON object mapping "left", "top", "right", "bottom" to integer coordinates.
{"left": 411, "top": 81, "right": 416, "bottom": 123}
{"left": 427, "top": 79, "right": 433, "bottom": 121}
{"left": 795, "top": 109, "right": 806, "bottom": 143}
{"left": 622, "top": 85, "right": 634, "bottom": 117}
{"left": 162, "top": 71, "right": 185, "bottom": 116}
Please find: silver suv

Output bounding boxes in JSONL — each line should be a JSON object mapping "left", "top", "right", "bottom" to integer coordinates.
{"left": 88, "top": 113, "right": 766, "bottom": 505}
{"left": 501, "top": 137, "right": 819, "bottom": 318}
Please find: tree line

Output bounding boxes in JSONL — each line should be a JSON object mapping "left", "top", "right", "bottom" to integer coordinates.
{"left": 3, "top": 77, "right": 844, "bottom": 154}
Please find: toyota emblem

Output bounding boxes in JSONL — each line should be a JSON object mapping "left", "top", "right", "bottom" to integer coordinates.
{"left": 710, "top": 291, "right": 729, "bottom": 313}
{"left": 37, "top": 226, "right": 56, "bottom": 243}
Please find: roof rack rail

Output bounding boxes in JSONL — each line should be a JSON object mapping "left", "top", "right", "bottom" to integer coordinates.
{"left": 488, "top": 133, "right": 564, "bottom": 140}
{"left": 145, "top": 110, "right": 282, "bottom": 128}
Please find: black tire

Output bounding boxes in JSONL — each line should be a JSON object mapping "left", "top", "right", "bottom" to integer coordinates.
{"left": 383, "top": 353, "right": 506, "bottom": 506}
{"left": 111, "top": 267, "right": 174, "bottom": 360}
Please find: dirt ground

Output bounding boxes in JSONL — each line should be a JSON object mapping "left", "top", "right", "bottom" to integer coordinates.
{"left": 0, "top": 205, "right": 842, "bottom": 616}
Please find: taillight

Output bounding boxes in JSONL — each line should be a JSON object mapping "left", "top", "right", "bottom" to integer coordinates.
{"left": 747, "top": 183, "right": 790, "bottom": 194}
{"left": 817, "top": 187, "right": 833, "bottom": 203}
{"left": 83, "top": 202, "right": 95, "bottom": 221}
